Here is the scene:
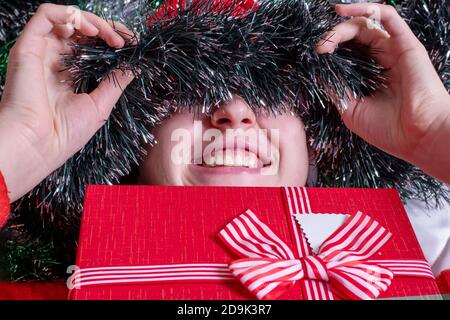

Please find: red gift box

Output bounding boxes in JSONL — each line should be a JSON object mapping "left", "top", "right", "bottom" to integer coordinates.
{"left": 69, "top": 186, "right": 441, "bottom": 300}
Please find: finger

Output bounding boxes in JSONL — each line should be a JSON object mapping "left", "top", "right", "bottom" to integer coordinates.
{"left": 107, "top": 20, "right": 138, "bottom": 45}
{"left": 316, "top": 17, "right": 389, "bottom": 54}
{"left": 10, "top": 4, "right": 99, "bottom": 63}
{"left": 82, "top": 12, "right": 126, "bottom": 48}
{"left": 61, "top": 69, "right": 134, "bottom": 155}
{"left": 53, "top": 22, "right": 129, "bottom": 42}
{"left": 22, "top": 4, "right": 125, "bottom": 48}
{"left": 52, "top": 23, "right": 77, "bottom": 39}
{"left": 88, "top": 70, "right": 135, "bottom": 124}
{"left": 54, "top": 21, "right": 135, "bottom": 52}
{"left": 334, "top": 3, "right": 417, "bottom": 43}
{"left": 22, "top": 4, "right": 98, "bottom": 39}
{"left": 316, "top": 30, "right": 337, "bottom": 54}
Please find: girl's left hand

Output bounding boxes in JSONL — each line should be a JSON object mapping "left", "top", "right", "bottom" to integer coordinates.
{"left": 0, "top": 4, "right": 134, "bottom": 202}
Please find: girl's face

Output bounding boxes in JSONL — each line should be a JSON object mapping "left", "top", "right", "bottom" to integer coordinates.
{"left": 139, "top": 96, "right": 309, "bottom": 186}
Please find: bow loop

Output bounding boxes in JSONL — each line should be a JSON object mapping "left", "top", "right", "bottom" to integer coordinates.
{"left": 229, "top": 258, "right": 304, "bottom": 300}
{"left": 328, "top": 262, "right": 394, "bottom": 300}
{"left": 317, "top": 211, "right": 392, "bottom": 262}
{"left": 218, "top": 209, "right": 296, "bottom": 260}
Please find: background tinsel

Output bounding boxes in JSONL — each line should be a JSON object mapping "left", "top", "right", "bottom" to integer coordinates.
{"left": 0, "top": 0, "right": 448, "bottom": 281}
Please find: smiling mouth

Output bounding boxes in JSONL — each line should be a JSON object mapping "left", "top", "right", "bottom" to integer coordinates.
{"left": 195, "top": 149, "right": 271, "bottom": 169}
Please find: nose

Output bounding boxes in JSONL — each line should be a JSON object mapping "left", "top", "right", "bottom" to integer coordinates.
{"left": 211, "top": 96, "right": 257, "bottom": 130}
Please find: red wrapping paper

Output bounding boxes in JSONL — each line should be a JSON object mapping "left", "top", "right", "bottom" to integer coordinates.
{"left": 69, "top": 186, "right": 441, "bottom": 300}
{"left": 0, "top": 282, "right": 67, "bottom": 300}
{"left": 0, "top": 170, "right": 10, "bottom": 227}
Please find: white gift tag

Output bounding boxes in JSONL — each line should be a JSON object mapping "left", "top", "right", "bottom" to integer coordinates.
{"left": 293, "top": 213, "right": 349, "bottom": 254}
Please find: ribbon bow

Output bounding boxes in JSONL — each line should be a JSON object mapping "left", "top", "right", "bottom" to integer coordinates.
{"left": 219, "top": 210, "right": 401, "bottom": 300}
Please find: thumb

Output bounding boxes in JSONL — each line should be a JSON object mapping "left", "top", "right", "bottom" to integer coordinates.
{"left": 88, "top": 69, "right": 135, "bottom": 124}
{"left": 63, "top": 69, "right": 135, "bottom": 156}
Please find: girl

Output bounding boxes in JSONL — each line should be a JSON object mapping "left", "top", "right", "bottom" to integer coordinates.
{"left": 0, "top": 2, "right": 449, "bottom": 296}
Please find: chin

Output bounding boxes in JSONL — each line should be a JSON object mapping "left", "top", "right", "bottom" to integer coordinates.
{"left": 181, "top": 171, "right": 282, "bottom": 187}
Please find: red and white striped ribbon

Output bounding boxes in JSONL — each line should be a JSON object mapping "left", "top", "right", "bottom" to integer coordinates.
{"left": 366, "top": 260, "right": 435, "bottom": 278}
{"left": 218, "top": 209, "right": 434, "bottom": 300}
{"left": 283, "top": 186, "right": 333, "bottom": 299}
{"left": 68, "top": 263, "right": 235, "bottom": 289}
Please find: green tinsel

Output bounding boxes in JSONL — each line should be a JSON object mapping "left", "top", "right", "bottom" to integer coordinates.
{"left": 0, "top": 40, "right": 14, "bottom": 93}
{"left": 0, "top": 234, "right": 63, "bottom": 281}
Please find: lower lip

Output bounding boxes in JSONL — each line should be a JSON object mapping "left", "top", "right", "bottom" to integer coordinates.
{"left": 189, "top": 164, "right": 263, "bottom": 175}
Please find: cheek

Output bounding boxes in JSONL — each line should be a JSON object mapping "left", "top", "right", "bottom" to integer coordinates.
{"left": 139, "top": 138, "right": 168, "bottom": 185}
{"left": 139, "top": 113, "right": 195, "bottom": 184}
{"left": 261, "top": 115, "right": 309, "bottom": 185}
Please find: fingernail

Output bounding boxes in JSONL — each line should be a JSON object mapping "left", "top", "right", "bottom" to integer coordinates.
{"left": 334, "top": 4, "right": 349, "bottom": 15}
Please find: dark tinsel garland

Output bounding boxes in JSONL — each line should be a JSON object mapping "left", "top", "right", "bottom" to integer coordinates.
{"left": 0, "top": 0, "right": 448, "bottom": 280}
{"left": 400, "top": 0, "right": 450, "bottom": 92}
{"left": 32, "top": 0, "right": 389, "bottom": 220}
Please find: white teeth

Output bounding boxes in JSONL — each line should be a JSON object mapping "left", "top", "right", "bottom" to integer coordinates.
{"left": 234, "top": 153, "right": 243, "bottom": 166}
{"left": 224, "top": 154, "right": 234, "bottom": 166}
{"left": 201, "top": 150, "right": 260, "bottom": 168}
{"left": 205, "top": 156, "right": 215, "bottom": 166}
{"left": 248, "top": 154, "right": 258, "bottom": 168}
{"left": 215, "top": 153, "right": 224, "bottom": 166}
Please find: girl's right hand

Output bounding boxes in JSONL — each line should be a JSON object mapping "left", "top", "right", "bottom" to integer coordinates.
{"left": 317, "top": 3, "right": 450, "bottom": 183}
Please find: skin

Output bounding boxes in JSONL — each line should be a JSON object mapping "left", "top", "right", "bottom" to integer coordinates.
{"left": 139, "top": 96, "right": 309, "bottom": 186}
{"left": 0, "top": 3, "right": 449, "bottom": 227}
